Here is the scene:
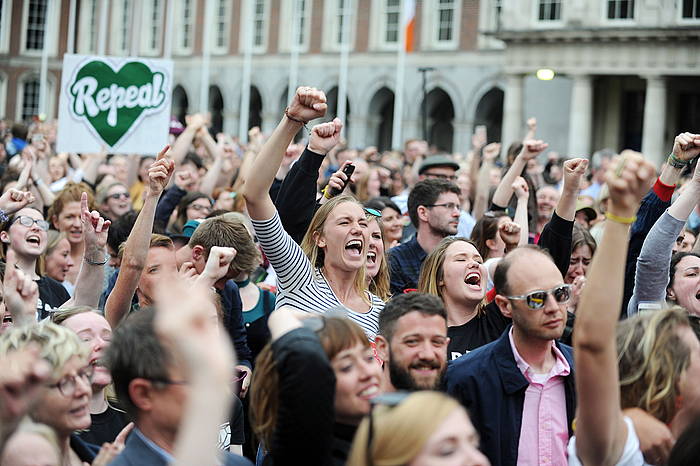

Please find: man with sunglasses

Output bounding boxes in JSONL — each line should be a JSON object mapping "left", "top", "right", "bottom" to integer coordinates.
{"left": 446, "top": 245, "right": 575, "bottom": 466}
{"left": 388, "top": 179, "right": 462, "bottom": 295}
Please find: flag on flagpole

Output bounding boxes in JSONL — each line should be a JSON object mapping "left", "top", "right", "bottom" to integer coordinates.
{"left": 403, "top": 0, "right": 416, "bottom": 52}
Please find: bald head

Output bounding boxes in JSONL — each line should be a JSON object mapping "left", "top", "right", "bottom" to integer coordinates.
{"left": 493, "top": 246, "right": 561, "bottom": 297}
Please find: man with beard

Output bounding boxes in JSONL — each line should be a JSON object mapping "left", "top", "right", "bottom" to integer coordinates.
{"left": 388, "top": 179, "right": 461, "bottom": 294}
{"left": 375, "top": 292, "right": 448, "bottom": 392}
{"left": 446, "top": 246, "right": 576, "bottom": 466}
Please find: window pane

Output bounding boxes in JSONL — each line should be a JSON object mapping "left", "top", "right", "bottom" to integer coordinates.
{"left": 22, "top": 79, "right": 40, "bottom": 121}
{"left": 120, "top": 0, "right": 130, "bottom": 51}
{"left": 182, "top": 0, "right": 192, "bottom": 48}
{"left": 682, "top": 0, "right": 700, "bottom": 18}
{"left": 538, "top": 0, "right": 561, "bottom": 21}
{"left": 26, "top": 0, "right": 48, "bottom": 50}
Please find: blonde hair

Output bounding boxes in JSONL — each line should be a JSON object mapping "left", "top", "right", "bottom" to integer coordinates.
{"left": 250, "top": 315, "right": 369, "bottom": 452}
{"left": 300, "top": 194, "right": 369, "bottom": 304}
{"left": 0, "top": 321, "right": 89, "bottom": 379}
{"left": 617, "top": 307, "right": 692, "bottom": 423}
{"left": 347, "top": 391, "right": 465, "bottom": 466}
{"left": 38, "top": 230, "right": 68, "bottom": 276}
{"left": 368, "top": 217, "right": 390, "bottom": 301}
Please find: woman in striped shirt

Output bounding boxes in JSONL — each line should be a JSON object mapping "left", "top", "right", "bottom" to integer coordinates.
{"left": 242, "top": 87, "right": 383, "bottom": 340}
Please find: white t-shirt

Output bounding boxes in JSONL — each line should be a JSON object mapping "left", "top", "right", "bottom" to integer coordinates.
{"left": 567, "top": 417, "right": 649, "bottom": 466}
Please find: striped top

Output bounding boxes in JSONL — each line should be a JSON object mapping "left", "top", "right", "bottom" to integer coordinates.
{"left": 251, "top": 212, "right": 384, "bottom": 341}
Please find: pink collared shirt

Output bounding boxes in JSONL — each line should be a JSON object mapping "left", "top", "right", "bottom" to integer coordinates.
{"left": 509, "top": 328, "right": 571, "bottom": 466}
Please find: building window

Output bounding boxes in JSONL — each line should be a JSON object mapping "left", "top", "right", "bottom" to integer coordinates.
{"left": 175, "top": 0, "right": 195, "bottom": 53}
{"left": 607, "top": 0, "right": 634, "bottom": 19}
{"left": 538, "top": 0, "right": 561, "bottom": 21}
{"left": 111, "top": 0, "right": 132, "bottom": 54}
{"left": 296, "top": 0, "right": 309, "bottom": 46}
{"left": 78, "top": 0, "right": 98, "bottom": 53}
{"left": 383, "top": 0, "right": 401, "bottom": 44}
{"left": 144, "top": 0, "right": 163, "bottom": 53}
{"left": 279, "top": 0, "right": 311, "bottom": 52}
{"left": 682, "top": 0, "right": 700, "bottom": 19}
{"left": 25, "top": 0, "right": 48, "bottom": 50}
{"left": 253, "top": 0, "right": 269, "bottom": 50}
{"left": 322, "top": 0, "right": 354, "bottom": 52}
{"left": 21, "top": 79, "right": 40, "bottom": 121}
{"left": 337, "top": 0, "right": 350, "bottom": 44}
{"left": 436, "top": 0, "right": 456, "bottom": 41}
{"left": 214, "top": 0, "right": 231, "bottom": 52}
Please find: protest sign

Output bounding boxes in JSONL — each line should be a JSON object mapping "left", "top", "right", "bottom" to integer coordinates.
{"left": 57, "top": 54, "right": 173, "bottom": 154}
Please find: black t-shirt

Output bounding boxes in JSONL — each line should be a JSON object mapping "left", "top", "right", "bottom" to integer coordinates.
{"left": 218, "top": 395, "right": 245, "bottom": 449}
{"left": 37, "top": 275, "right": 71, "bottom": 320}
{"left": 77, "top": 403, "right": 129, "bottom": 446}
{"left": 447, "top": 302, "right": 510, "bottom": 360}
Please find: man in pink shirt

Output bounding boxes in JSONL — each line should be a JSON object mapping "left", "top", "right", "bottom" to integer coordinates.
{"left": 446, "top": 245, "right": 576, "bottom": 466}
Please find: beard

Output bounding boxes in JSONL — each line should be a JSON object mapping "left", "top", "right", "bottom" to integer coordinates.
{"left": 387, "top": 352, "right": 446, "bottom": 391}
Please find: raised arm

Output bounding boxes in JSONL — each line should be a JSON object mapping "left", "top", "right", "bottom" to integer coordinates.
{"left": 105, "top": 146, "right": 173, "bottom": 328}
{"left": 242, "top": 87, "right": 327, "bottom": 221}
{"left": 491, "top": 140, "right": 547, "bottom": 209}
{"left": 472, "top": 142, "right": 499, "bottom": 220}
{"left": 511, "top": 176, "right": 529, "bottom": 245}
{"left": 556, "top": 158, "right": 588, "bottom": 221}
{"left": 61, "top": 192, "right": 111, "bottom": 309}
{"left": 197, "top": 129, "right": 225, "bottom": 197}
{"left": 573, "top": 151, "right": 656, "bottom": 465}
{"left": 275, "top": 119, "right": 343, "bottom": 243}
{"left": 169, "top": 114, "right": 207, "bottom": 166}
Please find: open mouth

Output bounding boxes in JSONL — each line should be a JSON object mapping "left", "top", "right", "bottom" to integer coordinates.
{"left": 464, "top": 272, "right": 481, "bottom": 288}
{"left": 26, "top": 234, "right": 41, "bottom": 246}
{"left": 345, "top": 239, "right": 363, "bottom": 257}
{"left": 2, "top": 314, "right": 12, "bottom": 324}
{"left": 367, "top": 251, "right": 377, "bottom": 264}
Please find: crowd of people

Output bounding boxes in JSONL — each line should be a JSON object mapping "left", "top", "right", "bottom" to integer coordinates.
{"left": 1, "top": 85, "right": 700, "bottom": 465}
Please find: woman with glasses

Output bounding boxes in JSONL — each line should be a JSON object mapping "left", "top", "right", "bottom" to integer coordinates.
{"left": 347, "top": 391, "right": 489, "bottom": 466}
{"left": 97, "top": 182, "right": 132, "bottom": 222}
{"left": 0, "top": 320, "right": 99, "bottom": 464}
{"left": 250, "top": 308, "right": 382, "bottom": 465}
{"left": 167, "top": 192, "right": 213, "bottom": 236}
{"left": 418, "top": 237, "right": 509, "bottom": 359}
{"left": 243, "top": 88, "right": 384, "bottom": 340}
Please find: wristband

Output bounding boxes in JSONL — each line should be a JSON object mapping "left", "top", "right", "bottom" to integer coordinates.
{"left": 605, "top": 212, "right": 636, "bottom": 225}
{"left": 284, "top": 107, "right": 310, "bottom": 133}
{"left": 667, "top": 153, "right": 690, "bottom": 169}
{"left": 322, "top": 185, "right": 332, "bottom": 199}
{"left": 84, "top": 252, "right": 109, "bottom": 266}
{"left": 0, "top": 209, "right": 8, "bottom": 223}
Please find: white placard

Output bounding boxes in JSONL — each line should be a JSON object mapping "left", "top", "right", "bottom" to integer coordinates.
{"left": 56, "top": 54, "right": 173, "bottom": 154}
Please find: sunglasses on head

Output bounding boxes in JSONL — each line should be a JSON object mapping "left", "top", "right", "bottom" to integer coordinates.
{"left": 506, "top": 284, "right": 572, "bottom": 310}
{"left": 364, "top": 207, "right": 382, "bottom": 218}
{"left": 366, "top": 392, "right": 411, "bottom": 466}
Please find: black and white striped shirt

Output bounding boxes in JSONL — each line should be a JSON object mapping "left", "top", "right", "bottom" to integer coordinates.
{"left": 252, "top": 213, "right": 384, "bottom": 341}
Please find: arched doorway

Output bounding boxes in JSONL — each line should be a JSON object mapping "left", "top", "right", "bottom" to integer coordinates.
{"left": 249, "top": 86, "right": 263, "bottom": 130}
{"left": 172, "top": 85, "right": 189, "bottom": 124}
{"left": 368, "top": 87, "right": 394, "bottom": 151}
{"left": 325, "top": 86, "right": 351, "bottom": 137}
{"left": 474, "top": 87, "right": 504, "bottom": 144}
{"left": 422, "top": 88, "right": 454, "bottom": 152}
{"left": 209, "top": 85, "right": 224, "bottom": 135}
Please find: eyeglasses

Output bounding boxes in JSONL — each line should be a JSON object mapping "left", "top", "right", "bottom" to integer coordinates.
{"left": 364, "top": 208, "right": 382, "bottom": 218}
{"left": 366, "top": 392, "right": 411, "bottom": 466}
{"left": 48, "top": 365, "right": 94, "bottom": 397}
{"left": 425, "top": 202, "right": 460, "bottom": 212}
{"left": 423, "top": 172, "right": 457, "bottom": 181}
{"left": 13, "top": 216, "right": 50, "bottom": 231}
{"left": 188, "top": 204, "right": 212, "bottom": 212}
{"left": 107, "top": 192, "right": 130, "bottom": 200}
{"left": 506, "top": 284, "right": 573, "bottom": 310}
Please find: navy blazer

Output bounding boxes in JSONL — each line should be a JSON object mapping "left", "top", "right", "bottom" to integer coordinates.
{"left": 445, "top": 328, "right": 576, "bottom": 466}
{"left": 108, "top": 429, "right": 252, "bottom": 466}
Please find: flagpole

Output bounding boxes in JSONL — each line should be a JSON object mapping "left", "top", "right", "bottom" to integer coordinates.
{"left": 390, "top": 0, "right": 409, "bottom": 150}
{"left": 238, "top": 0, "right": 254, "bottom": 144}
{"left": 288, "top": 0, "right": 300, "bottom": 105}
{"left": 67, "top": 0, "right": 77, "bottom": 54}
{"left": 199, "top": 0, "right": 213, "bottom": 112}
{"left": 337, "top": 0, "right": 352, "bottom": 134}
{"left": 38, "top": 0, "right": 54, "bottom": 120}
{"left": 97, "top": 0, "right": 109, "bottom": 55}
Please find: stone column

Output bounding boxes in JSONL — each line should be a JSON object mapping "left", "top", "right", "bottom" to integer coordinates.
{"left": 501, "top": 74, "right": 524, "bottom": 155}
{"left": 568, "top": 74, "right": 593, "bottom": 157}
{"left": 641, "top": 76, "right": 667, "bottom": 167}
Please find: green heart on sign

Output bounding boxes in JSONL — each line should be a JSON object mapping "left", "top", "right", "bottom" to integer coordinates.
{"left": 68, "top": 60, "right": 166, "bottom": 147}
